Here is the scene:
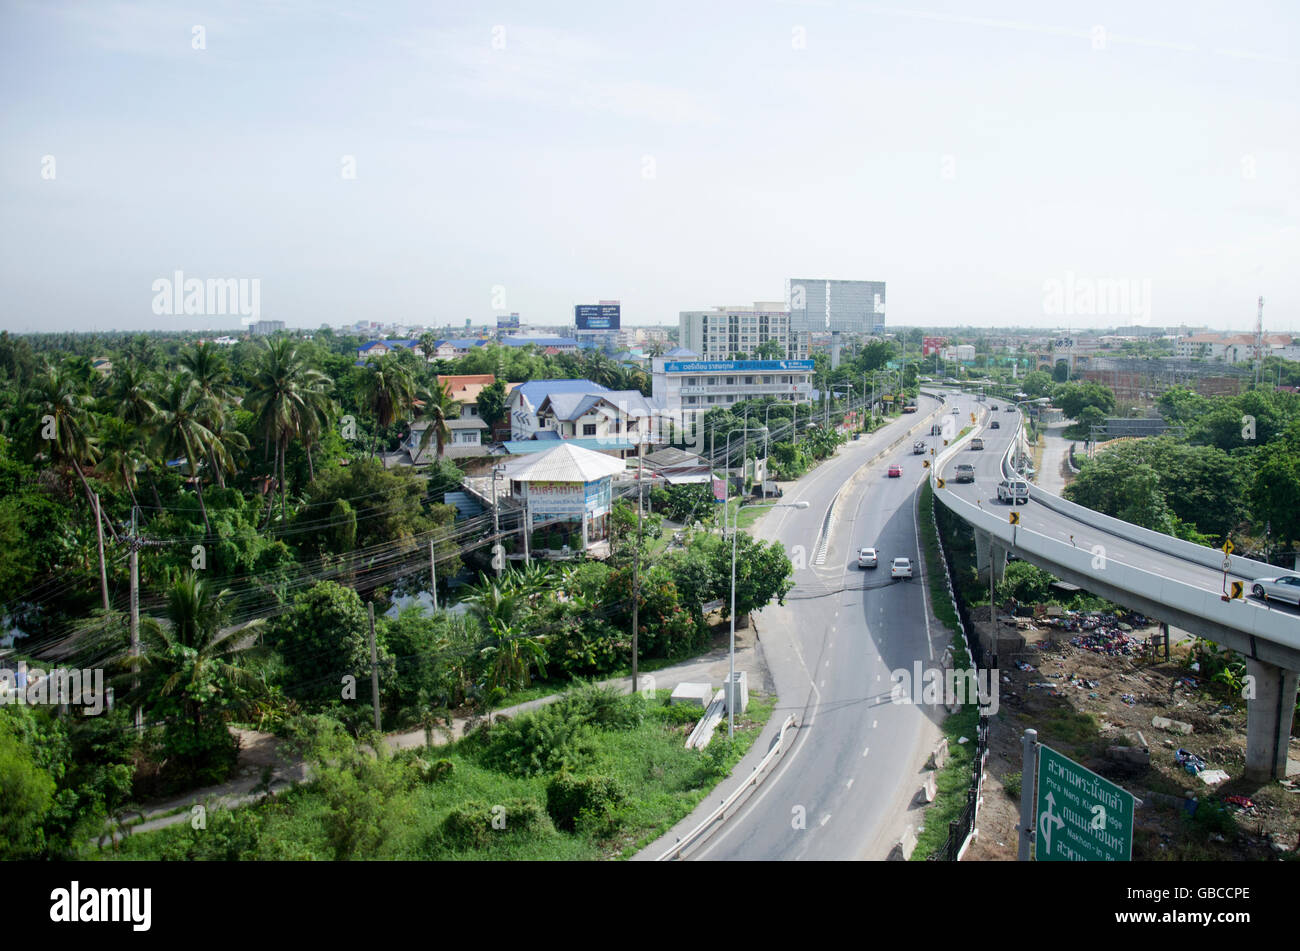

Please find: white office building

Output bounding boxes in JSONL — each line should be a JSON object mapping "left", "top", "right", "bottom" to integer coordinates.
{"left": 652, "top": 353, "right": 815, "bottom": 427}
{"left": 679, "top": 303, "right": 808, "bottom": 361}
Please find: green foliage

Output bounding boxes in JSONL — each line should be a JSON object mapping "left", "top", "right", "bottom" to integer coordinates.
{"left": 479, "top": 702, "right": 596, "bottom": 777}
{"left": 1051, "top": 380, "right": 1116, "bottom": 418}
{"left": 1002, "top": 771, "right": 1022, "bottom": 802}
{"left": 440, "top": 798, "right": 552, "bottom": 850}
{"left": 0, "top": 711, "right": 56, "bottom": 858}
{"left": 268, "top": 581, "right": 392, "bottom": 704}
{"left": 545, "top": 772, "right": 626, "bottom": 834}
{"left": 996, "top": 561, "right": 1055, "bottom": 604}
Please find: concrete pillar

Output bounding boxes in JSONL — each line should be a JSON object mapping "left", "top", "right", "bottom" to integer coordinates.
{"left": 1244, "top": 658, "right": 1299, "bottom": 781}
{"left": 974, "top": 529, "right": 990, "bottom": 578}
{"left": 990, "top": 541, "right": 1009, "bottom": 586}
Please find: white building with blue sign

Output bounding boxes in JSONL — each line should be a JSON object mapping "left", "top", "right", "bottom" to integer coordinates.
{"left": 652, "top": 352, "right": 815, "bottom": 424}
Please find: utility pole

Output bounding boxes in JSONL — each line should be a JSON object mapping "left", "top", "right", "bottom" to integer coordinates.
{"left": 492, "top": 468, "right": 502, "bottom": 579}
{"left": 523, "top": 497, "right": 531, "bottom": 565}
{"left": 632, "top": 436, "right": 644, "bottom": 694}
{"left": 367, "top": 601, "right": 381, "bottom": 731}
{"left": 429, "top": 538, "right": 438, "bottom": 611}
{"left": 129, "top": 506, "right": 141, "bottom": 733}
{"left": 93, "top": 492, "right": 109, "bottom": 613}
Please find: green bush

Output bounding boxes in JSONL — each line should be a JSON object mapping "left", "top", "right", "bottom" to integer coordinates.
{"left": 480, "top": 704, "right": 595, "bottom": 777}
{"left": 655, "top": 701, "right": 705, "bottom": 726}
{"left": 441, "top": 798, "right": 552, "bottom": 850}
{"left": 1003, "top": 771, "right": 1022, "bottom": 801}
{"left": 413, "top": 757, "right": 455, "bottom": 784}
{"left": 545, "top": 773, "right": 627, "bottom": 834}
{"left": 555, "top": 685, "right": 645, "bottom": 731}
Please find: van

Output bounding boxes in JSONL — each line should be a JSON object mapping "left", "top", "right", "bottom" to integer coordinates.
{"left": 913, "top": 441, "right": 926, "bottom": 455}
{"left": 969, "top": 438, "right": 984, "bottom": 451}
{"left": 955, "top": 464, "right": 976, "bottom": 483}
{"left": 996, "top": 479, "right": 1030, "bottom": 504}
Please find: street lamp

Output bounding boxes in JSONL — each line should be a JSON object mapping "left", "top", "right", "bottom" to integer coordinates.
{"left": 491, "top": 466, "right": 505, "bottom": 578}
{"left": 728, "top": 498, "right": 809, "bottom": 739}
{"left": 724, "top": 426, "right": 768, "bottom": 527}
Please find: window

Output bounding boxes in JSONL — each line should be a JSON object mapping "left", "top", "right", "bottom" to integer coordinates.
{"left": 583, "top": 424, "right": 597, "bottom": 436}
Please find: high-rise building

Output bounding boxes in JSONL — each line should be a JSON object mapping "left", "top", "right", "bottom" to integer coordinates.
{"left": 787, "top": 279, "right": 886, "bottom": 334}
{"left": 679, "top": 303, "right": 807, "bottom": 360}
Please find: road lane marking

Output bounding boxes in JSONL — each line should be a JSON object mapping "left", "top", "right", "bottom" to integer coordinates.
{"left": 863, "top": 746, "right": 870, "bottom": 757}
{"left": 819, "top": 814, "right": 831, "bottom": 827}
{"left": 846, "top": 778, "right": 854, "bottom": 789}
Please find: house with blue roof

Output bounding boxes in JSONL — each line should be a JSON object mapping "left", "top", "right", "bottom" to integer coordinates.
{"left": 506, "top": 379, "right": 610, "bottom": 441}
{"left": 534, "top": 390, "right": 663, "bottom": 449}
{"left": 499, "top": 335, "right": 581, "bottom": 353}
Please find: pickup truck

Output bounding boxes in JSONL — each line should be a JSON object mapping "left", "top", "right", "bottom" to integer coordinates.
{"left": 912, "top": 441, "right": 926, "bottom": 455}
{"left": 902, "top": 404, "right": 918, "bottom": 413}
{"left": 955, "top": 464, "right": 976, "bottom": 483}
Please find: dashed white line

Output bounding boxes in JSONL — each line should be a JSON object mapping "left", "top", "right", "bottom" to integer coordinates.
{"left": 819, "top": 814, "right": 831, "bottom": 827}
{"left": 862, "top": 746, "right": 870, "bottom": 757}
{"left": 872, "top": 720, "right": 878, "bottom": 729}
{"left": 846, "top": 778, "right": 855, "bottom": 790}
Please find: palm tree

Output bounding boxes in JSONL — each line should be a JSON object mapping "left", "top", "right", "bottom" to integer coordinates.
{"left": 243, "top": 338, "right": 332, "bottom": 526}
{"left": 418, "top": 332, "right": 440, "bottom": 364}
{"left": 412, "top": 381, "right": 462, "bottom": 463}
{"left": 152, "top": 377, "right": 216, "bottom": 536}
{"left": 465, "top": 580, "right": 548, "bottom": 693}
{"left": 358, "top": 355, "right": 416, "bottom": 460}
{"left": 97, "top": 417, "right": 147, "bottom": 510}
{"left": 29, "top": 361, "right": 103, "bottom": 512}
{"left": 107, "top": 361, "right": 165, "bottom": 508}
{"left": 123, "top": 571, "right": 265, "bottom": 780}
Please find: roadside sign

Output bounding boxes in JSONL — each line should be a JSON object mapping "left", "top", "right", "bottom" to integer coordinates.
{"left": 1223, "top": 539, "right": 1234, "bottom": 554}
{"left": 1009, "top": 511, "right": 1020, "bottom": 525}
{"left": 1230, "top": 581, "right": 1243, "bottom": 599}
{"left": 922, "top": 460, "right": 930, "bottom": 468}
{"left": 970, "top": 412, "right": 976, "bottom": 423}
{"left": 936, "top": 478, "right": 946, "bottom": 488}
{"left": 1035, "top": 745, "right": 1133, "bottom": 861}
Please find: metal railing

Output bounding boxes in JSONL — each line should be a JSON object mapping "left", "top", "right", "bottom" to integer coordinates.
{"left": 655, "top": 713, "right": 797, "bottom": 860}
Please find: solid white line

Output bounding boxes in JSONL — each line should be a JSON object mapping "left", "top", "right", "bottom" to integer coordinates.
{"left": 846, "top": 778, "right": 854, "bottom": 789}
{"left": 862, "top": 746, "right": 870, "bottom": 757}
{"left": 913, "top": 483, "right": 935, "bottom": 662}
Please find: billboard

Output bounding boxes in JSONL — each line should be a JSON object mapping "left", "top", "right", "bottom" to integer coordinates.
{"left": 923, "top": 336, "right": 947, "bottom": 356}
{"left": 497, "top": 312, "right": 520, "bottom": 330}
{"left": 575, "top": 304, "right": 621, "bottom": 331}
{"left": 663, "top": 359, "right": 814, "bottom": 373}
{"left": 788, "top": 279, "right": 886, "bottom": 333}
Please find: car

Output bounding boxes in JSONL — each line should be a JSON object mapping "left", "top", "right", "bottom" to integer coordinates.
{"left": 902, "top": 405, "right": 918, "bottom": 413}
{"left": 951, "top": 407, "right": 960, "bottom": 415}
{"left": 930, "top": 424, "right": 943, "bottom": 436}
{"left": 969, "top": 437, "right": 984, "bottom": 451}
{"left": 991, "top": 404, "right": 999, "bottom": 411}
{"left": 990, "top": 420, "right": 1001, "bottom": 429}
{"left": 888, "top": 464, "right": 902, "bottom": 477}
{"left": 1005, "top": 405, "right": 1015, "bottom": 412}
{"left": 1251, "top": 575, "right": 1300, "bottom": 605}
{"left": 996, "top": 478, "right": 1030, "bottom": 504}
{"left": 858, "top": 547, "right": 879, "bottom": 569}
{"left": 890, "top": 557, "right": 913, "bottom": 578}
{"left": 912, "top": 441, "right": 926, "bottom": 455}
{"left": 955, "top": 463, "right": 976, "bottom": 483}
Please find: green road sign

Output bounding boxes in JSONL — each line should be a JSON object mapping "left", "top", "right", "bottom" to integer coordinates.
{"left": 1035, "top": 744, "right": 1134, "bottom": 861}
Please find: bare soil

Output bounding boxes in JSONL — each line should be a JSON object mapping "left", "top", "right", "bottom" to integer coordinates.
{"left": 964, "top": 607, "right": 1300, "bottom": 861}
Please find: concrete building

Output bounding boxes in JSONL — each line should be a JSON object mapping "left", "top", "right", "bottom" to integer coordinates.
{"left": 787, "top": 279, "right": 886, "bottom": 334}
{"left": 252, "top": 320, "right": 286, "bottom": 336}
{"left": 652, "top": 353, "right": 815, "bottom": 426}
{"left": 506, "top": 379, "right": 612, "bottom": 441}
{"left": 679, "top": 303, "right": 806, "bottom": 361}
{"left": 534, "top": 390, "right": 662, "bottom": 446}
{"left": 498, "top": 443, "right": 628, "bottom": 559}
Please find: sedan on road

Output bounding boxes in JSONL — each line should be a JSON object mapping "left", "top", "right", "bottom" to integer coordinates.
{"left": 858, "top": 547, "right": 878, "bottom": 569}
{"left": 1251, "top": 575, "right": 1300, "bottom": 605}
{"left": 888, "top": 464, "right": 902, "bottom": 477}
{"left": 890, "top": 557, "right": 913, "bottom": 579}
{"left": 990, "top": 420, "right": 1001, "bottom": 429}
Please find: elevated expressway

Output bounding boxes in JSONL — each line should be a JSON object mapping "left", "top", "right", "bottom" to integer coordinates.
{"left": 931, "top": 395, "right": 1299, "bottom": 780}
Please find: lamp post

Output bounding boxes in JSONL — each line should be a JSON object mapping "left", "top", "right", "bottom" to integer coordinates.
{"left": 831, "top": 384, "right": 852, "bottom": 433}
{"left": 724, "top": 426, "right": 768, "bottom": 526}
{"left": 491, "top": 466, "right": 504, "bottom": 578}
{"left": 728, "top": 497, "right": 809, "bottom": 738}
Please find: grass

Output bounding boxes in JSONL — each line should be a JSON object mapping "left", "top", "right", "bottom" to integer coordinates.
{"left": 912, "top": 480, "right": 983, "bottom": 861}
{"left": 97, "top": 689, "right": 775, "bottom": 862}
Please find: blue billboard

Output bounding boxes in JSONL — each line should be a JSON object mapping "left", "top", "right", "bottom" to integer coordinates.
{"left": 663, "top": 360, "right": 815, "bottom": 373}
{"left": 576, "top": 304, "right": 621, "bottom": 330}
{"left": 497, "top": 312, "right": 520, "bottom": 330}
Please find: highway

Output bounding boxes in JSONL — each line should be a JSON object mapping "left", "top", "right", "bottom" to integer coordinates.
{"left": 691, "top": 390, "right": 987, "bottom": 860}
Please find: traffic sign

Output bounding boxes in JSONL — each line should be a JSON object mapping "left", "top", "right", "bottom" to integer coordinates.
{"left": 1009, "top": 511, "right": 1020, "bottom": 525}
{"left": 1230, "top": 580, "right": 1243, "bottom": 599}
{"left": 1223, "top": 539, "right": 1234, "bottom": 555}
{"left": 922, "top": 460, "right": 930, "bottom": 468}
{"left": 970, "top": 412, "right": 976, "bottom": 423}
{"left": 1035, "top": 745, "right": 1133, "bottom": 861}
{"left": 936, "top": 478, "right": 946, "bottom": 488}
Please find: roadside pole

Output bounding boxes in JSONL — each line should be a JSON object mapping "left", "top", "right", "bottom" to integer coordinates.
{"left": 367, "top": 601, "right": 381, "bottom": 731}
{"left": 429, "top": 538, "right": 438, "bottom": 611}
{"left": 1018, "top": 728, "right": 1038, "bottom": 860}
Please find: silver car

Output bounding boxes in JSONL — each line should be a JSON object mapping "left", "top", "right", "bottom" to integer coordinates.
{"left": 1251, "top": 575, "right": 1300, "bottom": 605}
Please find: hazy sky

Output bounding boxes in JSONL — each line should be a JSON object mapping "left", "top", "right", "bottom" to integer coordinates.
{"left": 1, "top": 0, "right": 1297, "bottom": 334}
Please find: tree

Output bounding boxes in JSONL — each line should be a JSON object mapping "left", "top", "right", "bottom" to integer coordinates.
{"left": 413, "top": 382, "right": 462, "bottom": 463}
{"left": 996, "top": 562, "right": 1055, "bottom": 604}
{"left": 268, "top": 581, "right": 390, "bottom": 704}
{"left": 127, "top": 571, "right": 265, "bottom": 789}
{"left": 0, "top": 712, "right": 57, "bottom": 858}
{"left": 1051, "top": 381, "right": 1115, "bottom": 419}
{"left": 1052, "top": 360, "right": 1070, "bottom": 383}
{"left": 475, "top": 379, "right": 507, "bottom": 437}
{"left": 357, "top": 355, "right": 416, "bottom": 459}
{"left": 465, "top": 579, "right": 547, "bottom": 693}
{"left": 243, "top": 338, "right": 333, "bottom": 525}
{"left": 754, "top": 339, "right": 786, "bottom": 359}
{"left": 152, "top": 377, "right": 216, "bottom": 536}
{"left": 1020, "top": 370, "right": 1053, "bottom": 398}
{"left": 1251, "top": 445, "right": 1300, "bottom": 544}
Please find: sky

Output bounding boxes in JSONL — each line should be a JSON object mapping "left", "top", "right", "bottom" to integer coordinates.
{"left": 0, "top": 0, "right": 1297, "bottom": 334}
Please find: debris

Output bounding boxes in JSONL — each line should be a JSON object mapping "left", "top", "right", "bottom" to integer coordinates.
{"left": 1120, "top": 694, "right": 1137, "bottom": 706}
{"left": 1224, "top": 795, "right": 1257, "bottom": 812}
{"left": 1151, "top": 716, "right": 1194, "bottom": 735}
{"left": 1199, "top": 769, "right": 1229, "bottom": 785}
{"left": 957, "top": 736, "right": 969, "bottom": 744}
{"left": 1015, "top": 661, "right": 1035, "bottom": 671}
{"left": 1175, "top": 748, "right": 1207, "bottom": 774}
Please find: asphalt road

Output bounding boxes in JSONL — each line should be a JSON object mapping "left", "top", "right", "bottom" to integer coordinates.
{"left": 693, "top": 392, "right": 984, "bottom": 860}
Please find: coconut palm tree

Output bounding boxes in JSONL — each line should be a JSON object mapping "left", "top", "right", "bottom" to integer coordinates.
{"left": 97, "top": 416, "right": 147, "bottom": 510}
{"left": 412, "top": 381, "right": 462, "bottom": 463}
{"left": 243, "top": 338, "right": 332, "bottom": 526}
{"left": 152, "top": 377, "right": 216, "bottom": 536}
{"left": 358, "top": 355, "right": 416, "bottom": 460}
{"left": 418, "top": 332, "right": 440, "bottom": 364}
{"left": 28, "top": 361, "right": 102, "bottom": 511}
{"left": 123, "top": 571, "right": 265, "bottom": 781}
{"left": 465, "top": 580, "right": 548, "bottom": 693}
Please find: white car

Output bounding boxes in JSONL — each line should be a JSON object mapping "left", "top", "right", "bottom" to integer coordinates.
{"left": 858, "top": 547, "right": 879, "bottom": 569}
{"left": 1251, "top": 575, "right": 1300, "bottom": 605}
{"left": 890, "top": 557, "right": 913, "bottom": 579}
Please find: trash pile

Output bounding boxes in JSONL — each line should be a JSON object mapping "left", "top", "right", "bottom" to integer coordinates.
{"left": 1175, "top": 748, "right": 1207, "bottom": 774}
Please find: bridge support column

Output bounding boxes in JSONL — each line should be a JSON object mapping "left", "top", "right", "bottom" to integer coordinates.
{"left": 989, "top": 541, "right": 1009, "bottom": 587}
{"left": 1245, "top": 658, "right": 1298, "bottom": 782}
{"left": 974, "top": 530, "right": 990, "bottom": 579}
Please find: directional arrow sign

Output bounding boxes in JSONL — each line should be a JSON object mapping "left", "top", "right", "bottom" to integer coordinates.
{"left": 1035, "top": 745, "right": 1133, "bottom": 861}
{"left": 922, "top": 460, "right": 930, "bottom": 468}
{"left": 1009, "top": 511, "right": 1020, "bottom": 525}
{"left": 1223, "top": 539, "right": 1234, "bottom": 555}
{"left": 970, "top": 412, "right": 977, "bottom": 423}
{"left": 936, "top": 478, "right": 946, "bottom": 488}
{"left": 1230, "top": 580, "right": 1243, "bottom": 599}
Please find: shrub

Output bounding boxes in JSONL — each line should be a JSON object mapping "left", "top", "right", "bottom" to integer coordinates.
{"left": 555, "top": 685, "right": 645, "bottom": 731}
{"left": 441, "top": 798, "right": 552, "bottom": 850}
{"left": 412, "top": 757, "right": 455, "bottom": 784}
{"left": 1003, "top": 771, "right": 1022, "bottom": 801}
{"left": 480, "top": 704, "right": 594, "bottom": 777}
{"left": 545, "top": 773, "right": 626, "bottom": 834}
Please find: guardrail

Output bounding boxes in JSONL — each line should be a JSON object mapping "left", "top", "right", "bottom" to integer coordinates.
{"left": 933, "top": 418, "right": 1300, "bottom": 666}
{"left": 656, "top": 713, "right": 798, "bottom": 861}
